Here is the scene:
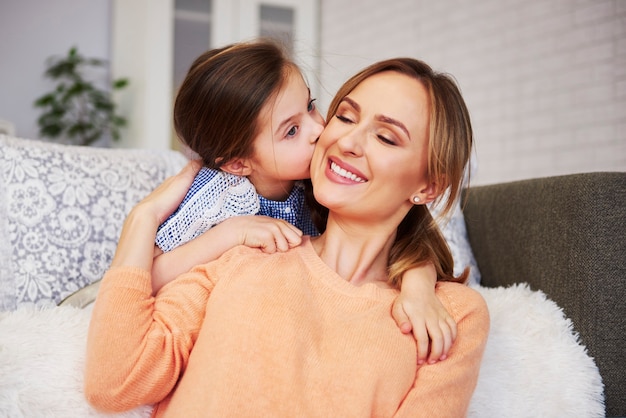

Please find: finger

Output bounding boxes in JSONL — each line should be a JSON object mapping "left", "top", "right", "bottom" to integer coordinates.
{"left": 426, "top": 325, "right": 444, "bottom": 364}
{"left": 448, "top": 316, "right": 458, "bottom": 342}
{"left": 160, "top": 160, "right": 202, "bottom": 193}
{"left": 177, "top": 160, "right": 202, "bottom": 192}
{"left": 277, "top": 220, "right": 303, "bottom": 238}
{"left": 391, "top": 301, "right": 413, "bottom": 334}
{"left": 268, "top": 222, "right": 297, "bottom": 252}
{"left": 282, "top": 226, "right": 303, "bottom": 248}
{"left": 259, "top": 239, "right": 277, "bottom": 253}
{"left": 442, "top": 316, "right": 458, "bottom": 359}
{"left": 413, "top": 325, "right": 430, "bottom": 365}
{"left": 147, "top": 160, "right": 203, "bottom": 222}
{"left": 439, "top": 320, "right": 454, "bottom": 361}
{"left": 273, "top": 233, "right": 291, "bottom": 252}
{"left": 248, "top": 228, "right": 279, "bottom": 253}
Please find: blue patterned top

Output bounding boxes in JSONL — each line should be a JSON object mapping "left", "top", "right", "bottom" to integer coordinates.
{"left": 258, "top": 182, "right": 319, "bottom": 237}
{"left": 156, "top": 167, "right": 319, "bottom": 252}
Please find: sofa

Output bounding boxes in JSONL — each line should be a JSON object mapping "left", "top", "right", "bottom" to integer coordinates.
{"left": 462, "top": 172, "right": 626, "bottom": 417}
{"left": 0, "top": 134, "right": 619, "bottom": 417}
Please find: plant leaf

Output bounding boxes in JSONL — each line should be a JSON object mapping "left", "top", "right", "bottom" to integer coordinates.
{"left": 35, "top": 46, "right": 130, "bottom": 145}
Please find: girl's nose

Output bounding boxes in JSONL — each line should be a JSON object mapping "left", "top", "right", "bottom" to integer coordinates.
{"left": 310, "top": 114, "right": 325, "bottom": 143}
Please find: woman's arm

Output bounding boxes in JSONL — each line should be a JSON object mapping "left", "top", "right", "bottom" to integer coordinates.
{"left": 85, "top": 161, "right": 213, "bottom": 412}
{"left": 393, "top": 283, "right": 490, "bottom": 417}
{"left": 109, "top": 160, "right": 203, "bottom": 271}
{"left": 84, "top": 266, "right": 213, "bottom": 413}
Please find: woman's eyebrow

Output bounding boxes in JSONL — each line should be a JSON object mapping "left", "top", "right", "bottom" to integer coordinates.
{"left": 341, "top": 96, "right": 360, "bottom": 112}
{"left": 376, "top": 115, "right": 410, "bottom": 139}
{"left": 342, "top": 96, "right": 410, "bottom": 139}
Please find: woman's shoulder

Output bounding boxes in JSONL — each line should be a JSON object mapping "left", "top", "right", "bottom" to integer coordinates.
{"left": 436, "top": 281, "right": 490, "bottom": 324}
{"left": 212, "top": 243, "right": 301, "bottom": 270}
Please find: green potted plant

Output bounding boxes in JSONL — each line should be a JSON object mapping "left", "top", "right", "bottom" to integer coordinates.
{"left": 34, "top": 47, "right": 129, "bottom": 146}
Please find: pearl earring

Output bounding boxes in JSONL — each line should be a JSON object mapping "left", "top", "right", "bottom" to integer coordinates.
{"left": 412, "top": 196, "right": 420, "bottom": 204}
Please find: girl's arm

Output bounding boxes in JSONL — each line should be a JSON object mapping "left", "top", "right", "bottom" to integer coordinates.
{"left": 151, "top": 215, "right": 303, "bottom": 294}
{"left": 391, "top": 263, "right": 458, "bottom": 365}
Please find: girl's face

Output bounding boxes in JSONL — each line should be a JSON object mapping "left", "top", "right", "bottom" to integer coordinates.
{"left": 247, "top": 69, "right": 325, "bottom": 200}
{"left": 310, "top": 71, "right": 434, "bottom": 225}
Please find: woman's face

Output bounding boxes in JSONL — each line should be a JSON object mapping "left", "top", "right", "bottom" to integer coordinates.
{"left": 310, "top": 71, "right": 433, "bottom": 224}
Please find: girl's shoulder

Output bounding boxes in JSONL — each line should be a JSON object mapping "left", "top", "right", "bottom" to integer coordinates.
{"left": 155, "top": 167, "right": 260, "bottom": 252}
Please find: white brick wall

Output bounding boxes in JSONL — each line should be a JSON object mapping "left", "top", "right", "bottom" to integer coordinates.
{"left": 319, "top": 0, "right": 625, "bottom": 185}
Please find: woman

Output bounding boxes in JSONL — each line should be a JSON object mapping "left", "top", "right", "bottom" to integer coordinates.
{"left": 150, "top": 41, "right": 454, "bottom": 362}
{"left": 85, "top": 57, "right": 489, "bottom": 417}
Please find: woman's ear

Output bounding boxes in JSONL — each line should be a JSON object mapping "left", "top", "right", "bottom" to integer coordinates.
{"left": 220, "top": 157, "right": 253, "bottom": 176}
{"left": 411, "top": 177, "right": 446, "bottom": 205}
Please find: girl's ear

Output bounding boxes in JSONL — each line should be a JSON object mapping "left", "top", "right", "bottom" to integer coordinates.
{"left": 220, "top": 157, "right": 253, "bottom": 176}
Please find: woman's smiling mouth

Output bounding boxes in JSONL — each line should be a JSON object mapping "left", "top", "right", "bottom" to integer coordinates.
{"left": 329, "top": 160, "right": 366, "bottom": 183}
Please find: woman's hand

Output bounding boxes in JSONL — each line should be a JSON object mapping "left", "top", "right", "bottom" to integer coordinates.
{"left": 137, "top": 159, "right": 203, "bottom": 226}
{"left": 110, "top": 160, "right": 202, "bottom": 271}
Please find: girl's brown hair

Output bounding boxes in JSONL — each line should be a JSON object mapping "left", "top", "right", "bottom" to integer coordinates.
{"left": 311, "top": 58, "right": 473, "bottom": 287}
{"left": 173, "top": 40, "right": 296, "bottom": 168}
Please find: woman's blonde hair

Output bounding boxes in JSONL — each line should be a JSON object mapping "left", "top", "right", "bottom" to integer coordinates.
{"left": 311, "top": 58, "right": 474, "bottom": 287}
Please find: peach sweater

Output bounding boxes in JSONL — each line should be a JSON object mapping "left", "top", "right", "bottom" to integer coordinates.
{"left": 85, "top": 238, "right": 489, "bottom": 417}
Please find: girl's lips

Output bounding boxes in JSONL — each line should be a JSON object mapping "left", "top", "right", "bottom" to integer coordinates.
{"left": 326, "top": 157, "right": 367, "bottom": 184}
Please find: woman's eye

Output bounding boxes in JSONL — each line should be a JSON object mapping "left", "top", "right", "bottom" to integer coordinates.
{"left": 335, "top": 114, "right": 353, "bottom": 123}
{"left": 378, "top": 135, "right": 396, "bottom": 145}
{"left": 308, "top": 98, "right": 317, "bottom": 112}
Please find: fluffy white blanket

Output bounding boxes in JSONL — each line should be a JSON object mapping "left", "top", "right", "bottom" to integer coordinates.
{"left": 0, "top": 284, "right": 604, "bottom": 417}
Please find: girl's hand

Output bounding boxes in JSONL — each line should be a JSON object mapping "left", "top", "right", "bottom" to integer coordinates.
{"left": 151, "top": 198, "right": 302, "bottom": 294}
{"left": 224, "top": 215, "right": 303, "bottom": 253}
{"left": 391, "top": 263, "right": 458, "bottom": 365}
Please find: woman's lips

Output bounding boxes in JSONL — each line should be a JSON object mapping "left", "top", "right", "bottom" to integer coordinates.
{"left": 327, "top": 158, "right": 367, "bottom": 184}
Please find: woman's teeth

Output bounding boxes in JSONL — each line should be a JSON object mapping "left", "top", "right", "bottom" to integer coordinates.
{"left": 330, "top": 161, "right": 365, "bottom": 183}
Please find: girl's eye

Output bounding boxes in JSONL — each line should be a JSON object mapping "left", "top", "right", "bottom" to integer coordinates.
{"left": 308, "top": 98, "right": 317, "bottom": 112}
{"left": 287, "top": 126, "right": 298, "bottom": 137}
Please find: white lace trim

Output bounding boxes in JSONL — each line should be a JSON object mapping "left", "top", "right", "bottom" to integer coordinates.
{"left": 155, "top": 169, "right": 259, "bottom": 252}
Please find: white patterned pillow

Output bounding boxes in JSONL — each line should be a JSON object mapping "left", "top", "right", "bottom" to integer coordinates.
{"left": 0, "top": 135, "right": 188, "bottom": 311}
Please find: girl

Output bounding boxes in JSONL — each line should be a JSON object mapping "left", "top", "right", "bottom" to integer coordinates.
{"left": 152, "top": 40, "right": 455, "bottom": 364}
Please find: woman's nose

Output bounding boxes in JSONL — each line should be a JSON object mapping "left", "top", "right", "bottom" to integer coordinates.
{"left": 336, "top": 126, "right": 364, "bottom": 156}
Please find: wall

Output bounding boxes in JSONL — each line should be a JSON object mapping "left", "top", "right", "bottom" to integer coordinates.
{"left": 111, "top": 0, "right": 174, "bottom": 150}
{"left": 318, "top": 0, "right": 626, "bottom": 185}
{"left": 1, "top": 1, "right": 624, "bottom": 186}
{"left": 0, "top": 0, "right": 112, "bottom": 142}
